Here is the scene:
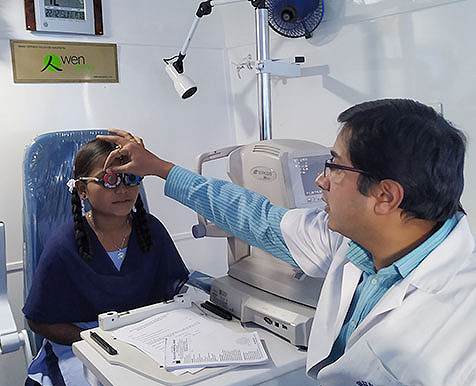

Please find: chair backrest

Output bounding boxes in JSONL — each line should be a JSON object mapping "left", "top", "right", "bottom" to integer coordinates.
{"left": 22, "top": 129, "right": 148, "bottom": 352}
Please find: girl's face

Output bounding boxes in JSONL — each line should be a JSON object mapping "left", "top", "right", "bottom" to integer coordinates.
{"left": 76, "top": 156, "right": 140, "bottom": 218}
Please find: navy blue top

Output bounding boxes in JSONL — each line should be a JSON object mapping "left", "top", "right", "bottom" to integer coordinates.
{"left": 23, "top": 214, "right": 189, "bottom": 324}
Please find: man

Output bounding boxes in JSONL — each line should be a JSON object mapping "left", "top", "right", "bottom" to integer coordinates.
{"left": 99, "top": 99, "right": 476, "bottom": 385}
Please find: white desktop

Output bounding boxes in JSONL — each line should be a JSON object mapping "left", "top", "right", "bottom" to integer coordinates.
{"left": 73, "top": 286, "right": 317, "bottom": 385}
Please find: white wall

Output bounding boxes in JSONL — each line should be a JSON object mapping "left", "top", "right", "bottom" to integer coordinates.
{"left": 0, "top": 1, "right": 234, "bottom": 383}
{"left": 222, "top": 0, "right": 476, "bottom": 231}
{"left": 2, "top": 0, "right": 475, "bottom": 383}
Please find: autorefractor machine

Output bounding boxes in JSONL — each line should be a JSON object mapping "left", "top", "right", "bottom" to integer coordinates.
{"left": 192, "top": 138, "right": 329, "bottom": 348}
{"left": 163, "top": 0, "right": 329, "bottom": 349}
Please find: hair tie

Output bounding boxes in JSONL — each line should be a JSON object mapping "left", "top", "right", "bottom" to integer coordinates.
{"left": 66, "top": 179, "right": 76, "bottom": 193}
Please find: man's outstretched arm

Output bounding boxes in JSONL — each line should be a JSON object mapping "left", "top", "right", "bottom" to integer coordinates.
{"left": 98, "top": 129, "right": 296, "bottom": 265}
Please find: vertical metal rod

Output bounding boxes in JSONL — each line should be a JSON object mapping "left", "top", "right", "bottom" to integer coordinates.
{"left": 255, "top": 8, "right": 272, "bottom": 140}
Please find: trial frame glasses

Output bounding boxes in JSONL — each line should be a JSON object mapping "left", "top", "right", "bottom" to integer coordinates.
{"left": 78, "top": 173, "right": 143, "bottom": 189}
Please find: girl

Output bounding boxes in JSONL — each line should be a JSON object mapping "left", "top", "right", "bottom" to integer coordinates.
{"left": 23, "top": 138, "right": 189, "bottom": 386}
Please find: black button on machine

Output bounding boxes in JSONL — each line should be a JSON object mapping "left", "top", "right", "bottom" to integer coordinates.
{"left": 200, "top": 301, "right": 233, "bottom": 320}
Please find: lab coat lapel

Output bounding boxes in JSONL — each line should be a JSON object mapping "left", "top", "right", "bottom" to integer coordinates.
{"left": 347, "top": 215, "right": 474, "bottom": 348}
{"left": 409, "top": 214, "right": 474, "bottom": 292}
{"left": 336, "top": 261, "right": 362, "bottom": 328}
{"left": 347, "top": 278, "right": 409, "bottom": 348}
{"left": 307, "top": 257, "right": 362, "bottom": 373}
{"left": 367, "top": 279, "right": 408, "bottom": 316}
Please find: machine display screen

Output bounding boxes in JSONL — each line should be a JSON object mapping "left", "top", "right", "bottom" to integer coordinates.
{"left": 44, "top": 0, "right": 85, "bottom": 20}
{"left": 293, "top": 155, "right": 326, "bottom": 196}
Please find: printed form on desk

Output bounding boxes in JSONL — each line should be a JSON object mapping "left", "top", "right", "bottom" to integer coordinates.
{"left": 112, "top": 308, "right": 268, "bottom": 374}
{"left": 164, "top": 331, "right": 268, "bottom": 370}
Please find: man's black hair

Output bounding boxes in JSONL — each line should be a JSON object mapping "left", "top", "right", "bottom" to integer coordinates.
{"left": 338, "top": 98, "right": 466, "bottom": 222}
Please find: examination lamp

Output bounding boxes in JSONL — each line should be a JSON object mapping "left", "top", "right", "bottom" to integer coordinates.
{"left": 163, "top": 0, "right": 249, "bottom": 99}
{"left": 165, "top": 63, "right": 197, "bottom": 99}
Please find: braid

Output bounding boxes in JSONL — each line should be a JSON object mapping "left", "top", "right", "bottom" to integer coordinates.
{"left": 71, "top": 188, "right": 93, "bottom": 262}
{"left": 72, "top": 138, "right": 116, "bottom": 261}
{"left": 132, "top": 194, "right": 153, "bottom": 252}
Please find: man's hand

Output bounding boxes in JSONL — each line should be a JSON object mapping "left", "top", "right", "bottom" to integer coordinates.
{"left": 97, "top": 129, "right": 175, "bottom": 179}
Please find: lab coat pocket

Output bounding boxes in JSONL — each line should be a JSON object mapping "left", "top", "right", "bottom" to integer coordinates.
{"left": 317, "top": 339, "right": 407, "bottom": 386}
{"left": 360, "top": 340, "right": 408, "bottom": 386}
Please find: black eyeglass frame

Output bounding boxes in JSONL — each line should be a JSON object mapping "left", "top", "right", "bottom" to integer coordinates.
{"left": 324, "top": 160, "right": 373, "bottom": 178}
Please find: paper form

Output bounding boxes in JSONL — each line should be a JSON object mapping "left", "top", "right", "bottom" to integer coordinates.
{"left": 164, "top": 331, "right": 268, "bottom": 370}
{"left": 111, "top": 308, "right": 236, "bottom": 374}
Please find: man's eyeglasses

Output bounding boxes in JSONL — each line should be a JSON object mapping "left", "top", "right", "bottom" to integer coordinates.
{"left": 324, "top": 158, "right": 372, "bottom": 179}
{"left": 78, "top": 173, "right": 143, "bottom": 189}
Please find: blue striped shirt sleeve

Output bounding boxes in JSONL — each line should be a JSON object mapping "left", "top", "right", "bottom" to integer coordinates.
{"left": 164, "top": 166, "right": 297, "bottom": 265}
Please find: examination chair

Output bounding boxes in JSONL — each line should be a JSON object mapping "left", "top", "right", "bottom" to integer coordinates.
{"left": 22, "top": 129, "right": 149, "bottom": 354}
{"left": 0, "top": 221, "right": 33, "bottom": 366}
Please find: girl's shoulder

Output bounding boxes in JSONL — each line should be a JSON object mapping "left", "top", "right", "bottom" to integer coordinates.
{"left": 141, "top": 213, "right": 172, "bottom": 238}
{"left": 46, "top": 219, "right": 76, "bottom": 244}
{"left": 143, "top": 212, "right": 164, "bottom": 228}
{"left": 40, "top": 219, "right": 79, "bottom": 260}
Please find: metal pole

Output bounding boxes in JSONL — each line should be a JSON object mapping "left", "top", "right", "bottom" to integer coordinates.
{"left": 255, "top": 8, "right": 272, "bottom": 140}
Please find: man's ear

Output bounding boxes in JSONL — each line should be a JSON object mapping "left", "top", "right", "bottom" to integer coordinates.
{"left": 371, "top": 179, "right": 404, "bottom": 215}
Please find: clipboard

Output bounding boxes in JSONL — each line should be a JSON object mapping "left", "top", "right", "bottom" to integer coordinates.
{"left": 80, "top": 327, "right": 235, "bottom": 385}
{"left": 79, "top": 288, "right": 237, "bottom": 385}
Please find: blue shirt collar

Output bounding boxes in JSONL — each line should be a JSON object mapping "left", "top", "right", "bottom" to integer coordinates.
{"left": 347, "top": 215, "right": 459, "bottom": 277}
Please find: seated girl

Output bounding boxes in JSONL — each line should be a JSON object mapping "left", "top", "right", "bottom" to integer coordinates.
{"left": 23, "top": 138, "right": 189, "bottom": 386}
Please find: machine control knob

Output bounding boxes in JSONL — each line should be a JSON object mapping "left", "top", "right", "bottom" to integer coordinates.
{"left": 192, "top": 223, "right": 206, "bottom": 238}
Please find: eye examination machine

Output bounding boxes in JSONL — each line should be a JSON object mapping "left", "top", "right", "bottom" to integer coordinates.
{"left": 164, "top": 0, "right": 329, "bottom": 349}
{"left": 193, "top": 138, "right": 329, "bottom": 347}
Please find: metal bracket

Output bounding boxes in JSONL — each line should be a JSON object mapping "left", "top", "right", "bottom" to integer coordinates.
{"left": 256, "top": 58, "right": 302, "bottom": 77}
{"left": 234, "top": 55, "right": 304, "bottom": 78}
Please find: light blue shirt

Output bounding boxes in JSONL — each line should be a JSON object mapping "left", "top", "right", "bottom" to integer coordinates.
{"left": 107, "top": 247, "right": 127, "bottom": 271}
{"left": 28, "top": 322, "right": 97, "bottom": 386}
{"left": 322, "top": 215, "right": 459, "bottom": 367}
{"left": 165, "top": 166, "right": 458, "bottom": 366}
{"left": 165, "top": 165, "right": 293, "bottom": 264}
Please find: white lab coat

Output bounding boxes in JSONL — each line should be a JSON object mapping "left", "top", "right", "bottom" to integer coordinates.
{"left": 281, "top": 209, "right": 476, "bottom": 386}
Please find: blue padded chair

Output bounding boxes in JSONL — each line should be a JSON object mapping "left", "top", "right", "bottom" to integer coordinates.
{"left": 22, "top": 130, "right": 148, "bottom": 353}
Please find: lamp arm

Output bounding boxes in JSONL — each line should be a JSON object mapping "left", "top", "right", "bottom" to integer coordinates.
{"left": 164, "top": 0, "right": 250, "bottom": 73}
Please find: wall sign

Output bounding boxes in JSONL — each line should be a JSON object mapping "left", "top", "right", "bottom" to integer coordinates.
{"left": 10, "top": 40, "right": 118, "bottom": 83}
{"left": 24, "top": 0, "right": 103, "bottom": 35}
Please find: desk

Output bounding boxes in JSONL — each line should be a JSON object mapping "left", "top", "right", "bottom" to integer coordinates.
{"left": 73, "top": 306, "right": 315, "bottom": 385}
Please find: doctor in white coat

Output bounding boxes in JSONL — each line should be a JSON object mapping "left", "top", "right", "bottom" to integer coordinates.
{"left": 99, "top": 99, "right": 476, "bottom": 386}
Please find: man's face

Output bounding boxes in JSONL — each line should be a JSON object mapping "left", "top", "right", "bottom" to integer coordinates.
{"left": 316, "top": 131, "right": 373, "bottom": 238}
